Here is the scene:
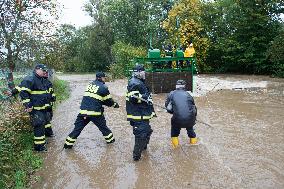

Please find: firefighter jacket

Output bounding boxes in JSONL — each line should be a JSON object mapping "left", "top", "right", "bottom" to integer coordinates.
{"left": 165, "top": 88, "right": 197, "bottom": 127}
{"left": 46, "top": 78, "right": 56, "bottom": 108}
{"left": 79, "top": 79, "right": 115, "bottom": 116}
{"left": 16, "top": 72, "right": 54, "bottom": 111}
{"left": 126, "top": 77, "right": 156, "bottom": 121}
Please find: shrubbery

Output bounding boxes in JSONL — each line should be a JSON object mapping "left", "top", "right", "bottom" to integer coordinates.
{"left": 109, "top": 41, "right": 146, "bottom": 79}
{"left": 0, "top": 77, "right": 70, "bottom": 188}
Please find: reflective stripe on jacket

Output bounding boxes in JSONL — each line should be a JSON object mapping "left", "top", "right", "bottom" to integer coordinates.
{"left": 126, "top": 77, "right": 156, "bottom": 121}
{"left": 79, "top": 79, "right": 115, "bottom": 116}
{"left": 17, "top": 73, "right": 54, "bottom": 110}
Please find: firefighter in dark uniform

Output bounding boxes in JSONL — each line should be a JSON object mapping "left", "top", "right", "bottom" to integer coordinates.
{"left": 11, "top": 68, "right": 56, "bottom": 137}
{"left": 16, "top": 64, "right": 53, "bottom": 151}
{"left": 165, "top": 80, "right": 198, "bottom": 148}
{"left": 43, "top": 71, "right": 56, "bottom": 137}
{"left": 126, "top": 64, "right": 156, "bottom": 161}
{"left": 64, "top": 72, "right": 119, "bottom": 149}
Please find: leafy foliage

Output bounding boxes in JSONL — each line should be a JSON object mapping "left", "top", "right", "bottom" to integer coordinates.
{"left": 0, "top": 77, "right": 69, "bottom": 188}
{"left": 0, "top": 0, "right": 59, "bottom": 72}
{"left": 109, "top": 41, "right": 146, "bottom": 79}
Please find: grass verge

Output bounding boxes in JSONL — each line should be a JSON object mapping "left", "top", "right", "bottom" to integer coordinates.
{"left": 0, "top": 77, "right": 70, "bottom": 188}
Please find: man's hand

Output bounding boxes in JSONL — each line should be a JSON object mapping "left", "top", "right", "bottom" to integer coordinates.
{"left": 25, "top": 108, "right": 33, "bottom": 112}
{"left": 113, "top": 102, "right": 119, "bottom": 108}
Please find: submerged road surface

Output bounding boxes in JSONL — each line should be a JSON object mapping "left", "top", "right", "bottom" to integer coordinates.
{"left": 31, "top": 74, "right": 284, "bottom": 189}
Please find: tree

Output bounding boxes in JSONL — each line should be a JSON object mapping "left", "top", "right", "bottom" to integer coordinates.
{"left": 200, "top": 0, "right": 284, "bottom": 74}
{"left": 163, "top": 0, "right": 210, "bottom": 71}
{"left": 0, "top": 0, "right": 59, "bottom": 88}
{"left": 85, "top": 0, "right": 173, "bottom": 48}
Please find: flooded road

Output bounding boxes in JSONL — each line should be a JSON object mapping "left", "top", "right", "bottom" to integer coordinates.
{"left": 31, "top": 74, "right": 284, "bottom": 189}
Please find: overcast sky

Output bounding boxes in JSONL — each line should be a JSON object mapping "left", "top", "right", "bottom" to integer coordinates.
{"left": 59, "top": 0, "right": 93, "bottom": 28}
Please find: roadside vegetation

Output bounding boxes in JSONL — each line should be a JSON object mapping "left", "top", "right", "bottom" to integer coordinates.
{"left": 0, "top": 77, "right": 70, "bottom": 189}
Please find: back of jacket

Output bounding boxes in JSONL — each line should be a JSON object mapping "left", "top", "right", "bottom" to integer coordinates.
{"left": 166, "top": 89, "right": 196, "bottom": 127}
{"left": 79, "top": 79, "right": 115, "bottom": 116}
{"left": 126, "top": 77, "right": 156, "bottom": 121}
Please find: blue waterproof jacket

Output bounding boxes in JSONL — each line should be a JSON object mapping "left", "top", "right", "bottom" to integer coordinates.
{"left": 165, "top": 88, "right": 197, "bottom": 127}
{"left": 126, "top": 77, "right": 156, "bottom": 121}
{"left": 79, "top": 79, "right": 115, "bottom": 116}
{"left": 16, "top": 72, "right": 55, "bottom": 111}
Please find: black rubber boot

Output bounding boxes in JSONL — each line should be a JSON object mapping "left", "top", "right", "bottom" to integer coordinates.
{"left": 133, "top": 138, "right": 146, "bottom": 161}
{"left": 143, "top": 130, "right": 152, "bottom": 150}
{"left": 107, "top": 138, "right": 115, "bottom": 144}
{"left": 63, "top": 144, "right": 73, "bottom": 149}
{"left": 45, "top": 128, "right": 54, "bottom": 137}
{"left": 143, "top": 137, "right": 150, "bottom": 150}
{"left": 34, "top": 144, "right": 47, "bottom": 152}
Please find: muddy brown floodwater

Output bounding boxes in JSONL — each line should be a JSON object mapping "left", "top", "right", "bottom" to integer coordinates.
{"left": 31, "top": 74, "right": 284, "bottom": 189}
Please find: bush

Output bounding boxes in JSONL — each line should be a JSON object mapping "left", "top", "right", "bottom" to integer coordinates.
{"left": 0, "top": 77, "right": 70, "bottom": 188}
{"left": 266, "top": 28, "right": 284, "bottom": 77}
{"left": 109, "top": 41, "right": 146, "bottom": 79}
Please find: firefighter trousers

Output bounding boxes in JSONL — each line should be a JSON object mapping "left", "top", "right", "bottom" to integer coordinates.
{"left": 171, "top": 118, "right": 196, "bottom": 138}
{"left": 45, "top": 110, "right": 54, "bottom": 137}
{"left": 30, "top": 110, "right": 49, "bottom": 151}
{"left": 130, "top": 120, "right": 153, "bottom": 160}
{"left": 64, "top": 115, "right": 115, "bottom": 148}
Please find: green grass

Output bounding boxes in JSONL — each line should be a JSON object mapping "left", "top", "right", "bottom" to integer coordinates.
{"left": 53, "top": 78, "right": 70, "bottom": 104}
{"left": 0, "top": 77, "right": 70, "bottom": 189}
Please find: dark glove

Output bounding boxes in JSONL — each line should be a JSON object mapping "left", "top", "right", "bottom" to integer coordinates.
{"left": 113, "top": 102, "right": 119, "bottom": 108}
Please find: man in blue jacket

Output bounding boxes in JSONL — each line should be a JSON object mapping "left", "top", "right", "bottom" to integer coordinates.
{"left": 165, "top": 80, "right": 198, "bottom": 148}
{"left": 126, "top": 64, "right": 156, "bottom": 161}
{"left": 16, "top": 64, "right": 53, "bottom": 151}
{"left": 64, "top": 72, "right": 119, "bottom": 149}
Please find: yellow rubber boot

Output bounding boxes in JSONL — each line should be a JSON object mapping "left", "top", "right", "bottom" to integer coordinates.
{"left": 171, "top": 137, "right": 179, "bottom": 148}
{"left": 190, "top": 137, "right": 198, "bottom": 145}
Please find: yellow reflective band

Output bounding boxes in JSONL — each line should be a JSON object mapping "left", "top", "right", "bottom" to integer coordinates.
{"left": 84, "top": 92, "right": 103, "bottom": 100}
{"left": 127, "top": 114, "right": 154, "bottom": 120}
{"left": 52, "top": 93, "right": 56, "bottom": 97}
{"left": 31, "top": 90, "right": 48, "bottom": 94}
{"left": 127, "top": 115, "right": 142, "bottom": 120}
{"left": 34, "top": 141, "right": 46, "bottom": 144}
{"left": 79, "top": 110, "right": 102, "bottom": 116}
{"left": 67, "top": 136, "right": 76, "bottom": 142}
{"left": 65, "top": 141, "right": 74, "bottom": 145}
{"left": 22, "top": 99, "right": 30, "bottom": 103}
{"left": 104, "top": 133, "right": 113, "bottom": 139}
{"left": 33, "top": 104, "right": 51, "bottom": 110}
{"left": 18, "top": 87, "right": 31, "bottom": 93}
{"left": 34, "top": 136, "right": 45, "bottom": 140}
{"left": 102, "top": 94, "right": 111, "bottom": 100}
{"left": 48, "top": 88, "right": 54, "bottom": 93}
{"left": 126, "top": 91, "right": 142, "bottom": 103}
{"left": 143, "top": 115, "right": 152, "bottom": 119}
{"left": 15, "top": 86, "right": 21, "bottom": 91}
{"left": 45, "top": 124, "right": 52, "bottom": 128}
{"left": 126, "top": 91, "right": 140, "bottom": 97}
{"left": 105, "top": 136, "right": 114, "bottom": 143}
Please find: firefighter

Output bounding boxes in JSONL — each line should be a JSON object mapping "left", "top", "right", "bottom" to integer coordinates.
{"left": 64, "top": 72, "right": 119, "bottom": 149}
{"left": 165, "top": 80, "right": 198, "bottom": 148}
{"left": 126, "top": 64, "right": 156, "bottom": 161}
{"left": 43, "top": 71, "right": 56, "bottom": 137}
{"left": 10, "top": 68, "right": 56, "bottom": 137}
{"left": 16, "top": 64, "right": 53, "bottom": 152}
